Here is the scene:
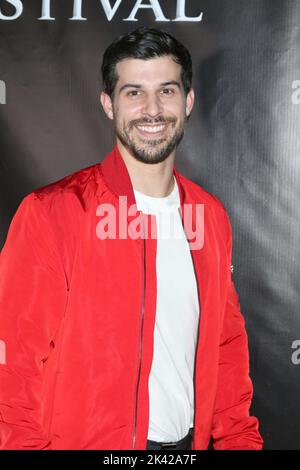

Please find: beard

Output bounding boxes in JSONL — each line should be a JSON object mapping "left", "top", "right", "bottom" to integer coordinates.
{"left": 114, "top": 115, "right": 186, "bottom": 164}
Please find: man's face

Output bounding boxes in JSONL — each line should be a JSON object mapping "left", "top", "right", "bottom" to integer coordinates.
{"left": 101, "top": 56, "right": 194, "bottom": 164}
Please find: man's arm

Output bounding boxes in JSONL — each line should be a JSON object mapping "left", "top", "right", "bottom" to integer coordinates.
{"left": 211, "top": 209, "right": 264, "bottom": 450}
{"left": 0, "top": 193, "right": 68, "bottom": 449}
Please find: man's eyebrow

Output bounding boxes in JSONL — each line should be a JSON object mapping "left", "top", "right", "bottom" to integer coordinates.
{"left": 118, "top": 80, "right": 182, "bottom": 93}
{"left": 160, "top": 80, "right": 182, "bottom": 89}
{"left": 119, "top": 83, "right": 142, "bottom": 93}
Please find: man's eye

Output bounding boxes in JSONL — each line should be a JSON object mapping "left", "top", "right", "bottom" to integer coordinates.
{"left": 161, "top": 88, "right": 174, "bottom": 95}
{"left": 127, "top": 90, "right": 141, "bottom": 97}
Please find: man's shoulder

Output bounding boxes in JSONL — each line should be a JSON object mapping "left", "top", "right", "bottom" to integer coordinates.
{"left": 177, "top": 171, "right": 228, "bottom": 216}
{"left": 14, "top": 162, "right": 105, "bottom": 250}
{"left": 33, "top": 161, "right": 101, "bottom": 200}
{"left": 23, "top": 161, "right": 107, "bottom": 218}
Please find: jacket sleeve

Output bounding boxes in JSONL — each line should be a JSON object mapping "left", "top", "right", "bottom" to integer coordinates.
{"left": 0, "top": 193, "right": 68, "bottom": 449}
{"left": 211, "top": 209, "right": 264, "bottom": 450}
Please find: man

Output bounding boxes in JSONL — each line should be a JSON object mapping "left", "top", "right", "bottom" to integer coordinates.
{"left": 0, "top": 27, "right": 263, "bottom": 450}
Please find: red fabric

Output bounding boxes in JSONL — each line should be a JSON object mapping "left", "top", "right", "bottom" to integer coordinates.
{"left": 0, "top": 145, "right": 263, "bottom": 450}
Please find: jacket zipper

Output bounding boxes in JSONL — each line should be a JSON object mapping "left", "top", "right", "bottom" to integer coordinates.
{"left": 132, "top": 212, "right": 146, "bottom": 449}
{"left": 189, "top": 246, "right": 202, "bottom": 451}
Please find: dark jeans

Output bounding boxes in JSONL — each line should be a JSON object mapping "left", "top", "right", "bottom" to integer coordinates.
{"left": 146, "top": 428, "right": 194, "bottom": 450}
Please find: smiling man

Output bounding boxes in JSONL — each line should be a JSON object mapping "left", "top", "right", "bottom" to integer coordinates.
{"left": 101, "top": 55, "right": 192, "bottom": 167}
{"left": 0, "top": 28, "right": 263, "bottom": 450}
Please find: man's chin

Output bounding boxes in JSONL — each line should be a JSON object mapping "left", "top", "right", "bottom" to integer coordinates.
{"left": 116, "top": 131, "right": 180, "bottom": 163}
{"left": 126, "top": 140, "right": 169, "bottom": 158}
{"left": 130, "top": 148, "right": 172, "bottom": 164}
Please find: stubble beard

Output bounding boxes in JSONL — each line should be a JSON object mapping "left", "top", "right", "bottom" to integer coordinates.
{"left": 114, "top": 116, "right": 186, "bottom": 165}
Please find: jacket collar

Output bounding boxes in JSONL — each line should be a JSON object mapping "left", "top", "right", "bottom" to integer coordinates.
{"left": 101, "top": 143, "right": 185, "bottom": 207}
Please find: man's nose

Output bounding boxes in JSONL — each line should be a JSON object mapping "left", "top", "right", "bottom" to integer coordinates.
{"left": 141, "top": 93, "right": 163, "bottom": 118}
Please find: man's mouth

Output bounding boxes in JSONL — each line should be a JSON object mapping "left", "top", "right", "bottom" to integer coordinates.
{"left": 135, "top": 122, "right": 170, "bottom": 137}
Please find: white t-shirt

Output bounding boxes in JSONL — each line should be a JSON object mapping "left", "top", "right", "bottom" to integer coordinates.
{"left": 133, "top": 176, "right": 200, "bottom": 442}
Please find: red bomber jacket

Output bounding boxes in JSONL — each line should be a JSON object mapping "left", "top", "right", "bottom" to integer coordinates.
{"left": 0, "top": 144, "right": 263, "bottom": 450}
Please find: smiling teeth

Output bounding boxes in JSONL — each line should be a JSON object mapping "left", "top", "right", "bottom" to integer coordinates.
{"left": 137, "top": 125, "right": 166, "bottom": 133}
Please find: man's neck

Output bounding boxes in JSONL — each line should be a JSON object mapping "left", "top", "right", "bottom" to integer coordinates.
{"left": 116, "top": 140, "right": 176, "bottom": 198}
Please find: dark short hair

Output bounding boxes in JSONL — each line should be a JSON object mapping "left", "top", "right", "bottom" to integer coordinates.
{"left": 101, "top": 27, "right": 192, "bottom": 98}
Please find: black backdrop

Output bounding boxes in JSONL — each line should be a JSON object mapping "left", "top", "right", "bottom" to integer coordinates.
{"left": 1, "top": 0, "right": 300, "bottom": 450}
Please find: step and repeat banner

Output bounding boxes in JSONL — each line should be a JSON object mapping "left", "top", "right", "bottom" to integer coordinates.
{"left": 1, "top": 0, "right": 300, "bottom": 450}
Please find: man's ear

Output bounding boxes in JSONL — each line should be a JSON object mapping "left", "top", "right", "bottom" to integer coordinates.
{"left": 185, "top": 87, "right": 195, "bottom": 117}
{"left": 100, "top": 91, "right": 114, "bottom": 120}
